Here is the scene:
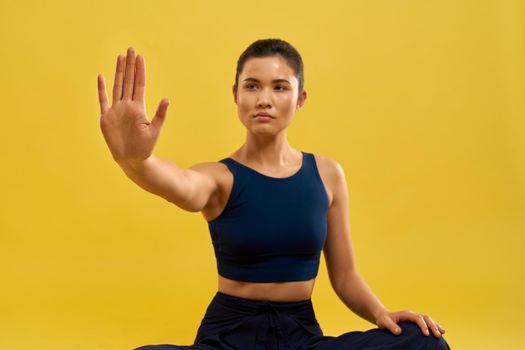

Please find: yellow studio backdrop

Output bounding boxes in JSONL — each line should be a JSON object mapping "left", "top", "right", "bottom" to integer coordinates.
{"left": 1, "top": 0, "right": 524, "bottom": 349}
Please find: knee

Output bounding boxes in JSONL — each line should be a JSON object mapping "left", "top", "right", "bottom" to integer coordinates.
{"left": 434, "top": 336, "right": 451, "bottom": 350}
{"left": 427, "top": 335, "right": 451, "bottom": 350}
{"left": 398, "top": 321, "right": 451, "bottom": 350}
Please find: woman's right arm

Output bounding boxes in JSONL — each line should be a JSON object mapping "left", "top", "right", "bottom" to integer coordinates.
{"left": 97, "top": 47, "right": 217, "bottom": 212}
{"left": 117, "top": 155, "right": 218, "bottom": 212}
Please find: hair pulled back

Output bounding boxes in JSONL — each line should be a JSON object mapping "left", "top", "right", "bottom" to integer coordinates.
{"left": 234, "top": 38, "right": 304, "bottom": 94}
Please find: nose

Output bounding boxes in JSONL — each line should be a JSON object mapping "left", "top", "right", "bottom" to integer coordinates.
{"left": 256, "top": 88, "right": 272, "bottom": 108}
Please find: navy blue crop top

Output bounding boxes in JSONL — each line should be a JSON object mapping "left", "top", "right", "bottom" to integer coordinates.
{"left": 207, "top": 151, "right": 329, "bottom": 282}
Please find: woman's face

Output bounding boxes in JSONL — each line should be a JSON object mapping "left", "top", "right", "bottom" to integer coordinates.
{"left": 233, "top": 55, "right": 307, "bottom": 136}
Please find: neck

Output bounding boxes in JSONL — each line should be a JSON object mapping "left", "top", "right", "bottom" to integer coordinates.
{"left": 235, "top": 130, "right": 299, "bottom": 167}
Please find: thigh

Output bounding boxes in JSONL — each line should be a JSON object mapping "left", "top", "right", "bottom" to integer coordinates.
{"left": 305, "top": 321, "right": 451, "bottom": 350}
{"left": 133, "top": 345, "right": 211, "bottom": 350}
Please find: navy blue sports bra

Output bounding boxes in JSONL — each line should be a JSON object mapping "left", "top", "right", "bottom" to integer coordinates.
{"left": 207, "top": 151, "right": 329, "bottom": 282}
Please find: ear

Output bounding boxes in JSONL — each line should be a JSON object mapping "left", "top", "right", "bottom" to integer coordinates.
{"left": 232, "top": 84, "right": 238, "bottom": 104}
{"left": 296, "top": 89, "right": 307, "bottom": 110}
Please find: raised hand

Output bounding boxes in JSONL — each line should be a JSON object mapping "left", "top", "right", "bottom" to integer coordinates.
{"left": 97, "top": 47, "right": 170, "bottom": 167}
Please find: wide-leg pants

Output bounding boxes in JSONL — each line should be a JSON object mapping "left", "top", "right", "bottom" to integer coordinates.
{"left": 134, "top": 291, "right": 451, "bottom": 350}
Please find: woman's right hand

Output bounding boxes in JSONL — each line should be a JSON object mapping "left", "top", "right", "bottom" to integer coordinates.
{"left": 97, "top": 47, "right": 170, "bottom": 167}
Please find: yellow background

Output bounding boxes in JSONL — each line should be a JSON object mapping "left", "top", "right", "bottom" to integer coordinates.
{"left": 1, "top": 0, "right": 524, "bottom": 349}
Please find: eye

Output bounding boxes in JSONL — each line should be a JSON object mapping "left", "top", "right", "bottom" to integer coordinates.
{"left": 244, "top": 84, "right": 257, "bottom": 90}
{"left": 274, "top": 85, "right": 287, "bottom": 91}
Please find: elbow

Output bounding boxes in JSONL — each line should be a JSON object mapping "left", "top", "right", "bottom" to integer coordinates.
{"left": 331, "top": 268, "right": 360, "bottom": 293}
{"left": 167, "top": 183, "right": 213, "bottom": 214}
{"left": 166, "top": 192, "right": 202, "bottom": 212}
{"left": 164, "top": 170, "right": 206, "bottom": 212}
{"left": 169, "top": 166, "right": 216, "bottom": 213}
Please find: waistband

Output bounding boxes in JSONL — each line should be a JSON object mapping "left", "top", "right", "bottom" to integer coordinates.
{"left": 207, "top": 291, "right": 317, "bottom": 349}
{"left": 214, "top": 291, "right": 313, "bottom": 313}
{"left": 195, "top": 291, "right": 322, "bottom": 347}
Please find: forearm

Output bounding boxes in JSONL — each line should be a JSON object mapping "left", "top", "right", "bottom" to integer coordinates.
{"left": 333, "top": 271, "right": 389, "bottom": 325}
{"left": 117, "top": 155, "right": 191, "bottom": 208}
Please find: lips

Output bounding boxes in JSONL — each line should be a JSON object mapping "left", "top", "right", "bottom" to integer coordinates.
{"left": 254, "top": 113, "right": 274, "bottom": 118}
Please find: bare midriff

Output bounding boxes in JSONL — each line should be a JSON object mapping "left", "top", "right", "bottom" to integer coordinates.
{"left": 217, "top": 274, "right": 316, "bottom": 302}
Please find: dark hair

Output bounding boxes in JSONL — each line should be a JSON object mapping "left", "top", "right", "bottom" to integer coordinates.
{"left": 234, "top": 38, "right": 304, "bottom": 93}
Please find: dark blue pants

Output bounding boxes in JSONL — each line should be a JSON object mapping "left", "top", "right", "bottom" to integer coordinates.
{"left": 134, "top": 291, "right": 451, "bottom": 349}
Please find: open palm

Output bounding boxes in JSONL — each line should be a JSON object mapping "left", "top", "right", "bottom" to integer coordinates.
{"left": 97, "top": 47, "right": 170, "bottom": 167}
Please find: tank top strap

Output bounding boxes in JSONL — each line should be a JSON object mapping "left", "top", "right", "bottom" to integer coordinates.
{"left": 215, "top": 157, "right": 251, "bottom": 208}
{"left": 217, "top": 157, "right": 254, "bottom": 182}
{"left": 301, "top": 152, "right": 330, "bottom": 208}
{"left": 301, "top": 152, "right": 314, "bottom": 174}
{"left": 218, "top": 151, "right": 308, "bottom": 180}
{"left": 301, "top": 152, "right": 322, "bottom": 179}
{"left": 218, "top": 157, "right": 244, "bottom": 171}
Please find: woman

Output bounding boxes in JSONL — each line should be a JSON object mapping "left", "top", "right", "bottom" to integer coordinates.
{"left": 97, "top": 38, "right": 451, "bottom": 349}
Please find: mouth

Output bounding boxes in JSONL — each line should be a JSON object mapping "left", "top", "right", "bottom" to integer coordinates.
{"left": 254, "top": 113, "right": 274, "bottom": 119}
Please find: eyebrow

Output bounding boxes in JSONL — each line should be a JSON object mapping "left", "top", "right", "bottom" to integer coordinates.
{"left": 242, "top": 77, "right": 291, "bottom": 84}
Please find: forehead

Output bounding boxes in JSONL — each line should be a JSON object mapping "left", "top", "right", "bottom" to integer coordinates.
{"left": 240, "top": 56, "right": 296, "bottom": 81}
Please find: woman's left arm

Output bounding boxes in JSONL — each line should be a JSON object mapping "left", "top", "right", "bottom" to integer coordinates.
{"left": 321, "top": 157, "right": 445, "bottom": 338}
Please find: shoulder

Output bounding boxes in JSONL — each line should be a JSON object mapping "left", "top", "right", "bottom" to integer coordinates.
{"left": 187, "top": 159, "right": 234, "bottom": 195}
{"left": 186, "top": 160, "right": 234, "bottom": 219}
{"left": 311, "top": 153, "right": 347, "bottom": 208}
{"left": 188, "top": 160, "right": 228, "bottom": 173}
{"left": 188, "top": 160, "right": 232, "bottom": 185}
{"left": 311, "top": 153, "right": 345, "bottom": 178}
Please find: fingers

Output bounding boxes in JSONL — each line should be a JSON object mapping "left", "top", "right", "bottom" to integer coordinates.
{"left": 113, "top": 54, "right": 125, "bottom": 104}
{"left": 151, "top": 98, "right": 170, "bottom": 134}
{"left": 97, "top": 74, "right": 109, "bottom": 115}
{"left": 122, "top": 47, "right": 136, "bottom": 100}
{"left": 412, "top": 314, "right": 431, "bottom": 337}
{"left": 409, "top": 313, "right": 445, "bottom": 338}
{"left": 377, "top": 313, "right": 403, "bottom": 336}
{"left": 422, "top": 314, "right": 443, "bottom": 338}
{"left": 436, "top": 322, "right": 446, "bottom": 334}
{"left": 133, "top": 54, "right": 146, "bottom": 102}
{"left": 389, "top": 311, "right": 446, "bottom": 339}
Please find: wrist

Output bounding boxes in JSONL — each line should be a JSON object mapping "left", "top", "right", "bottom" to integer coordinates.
{"left": 372, "top": 306, "right": 390, "bottom": 324}
{"left": 118, "top": 155, "right": 153, "bottom": 171}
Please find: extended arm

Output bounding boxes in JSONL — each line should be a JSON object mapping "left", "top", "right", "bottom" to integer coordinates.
{"left": 118, "top": 156, "right": 218, "bottom": 212}
{"left": 97, "top": 47, "right": 218, "bottom": 213}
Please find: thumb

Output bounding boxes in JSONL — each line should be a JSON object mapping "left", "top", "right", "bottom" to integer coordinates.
{"left": 151, "top": 98, "right": 170, "bottom": 133}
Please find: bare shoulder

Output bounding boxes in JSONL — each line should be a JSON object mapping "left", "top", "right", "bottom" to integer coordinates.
{"left": 312, "top": 153, "right": 347, "bottom": 208}
{"left": 187, "top": 160, "right": 233, "bottom": 221}
{"left": 187, "top": 160, "right": 232, "bottom": 193}
{"left": 188, "top": 160, "right": 230, "bottom": 178}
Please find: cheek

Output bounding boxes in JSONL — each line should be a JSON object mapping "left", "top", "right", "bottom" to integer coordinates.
{"left": 236, "top": 96, "right": 252, "bottom": 117}
{"left": 278, "top": 96, "right": 297, "bottom": 112}
{"left": 236, "top": 94, "right": 251, "bottom": 107}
